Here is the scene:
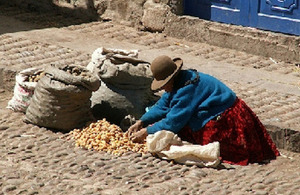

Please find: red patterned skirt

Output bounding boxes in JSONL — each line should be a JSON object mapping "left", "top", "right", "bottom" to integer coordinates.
{"left": 177, "top": 98, "right": 280, "bottom": 166}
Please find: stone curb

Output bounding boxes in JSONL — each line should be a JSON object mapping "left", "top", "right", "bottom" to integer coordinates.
{"left": 163, "top": 15, "right": 300, "bottom": 63}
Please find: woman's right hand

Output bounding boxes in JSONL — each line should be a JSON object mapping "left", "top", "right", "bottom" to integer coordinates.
{"left": 127, "top": 120, "right": 143, "bottom": 136}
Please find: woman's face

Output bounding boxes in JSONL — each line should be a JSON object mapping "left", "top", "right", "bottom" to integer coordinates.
{"left": 162, "top": 78, "right": 174, "bottom": 92}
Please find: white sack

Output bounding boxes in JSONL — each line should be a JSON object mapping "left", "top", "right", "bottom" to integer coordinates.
{"left": 146, "top": 130, "right": 220, "bottom": 168}
{"left": 7, "top": 67, "right": 43, "bottom": 112}
{"left": 87, "top": 47, "right": 139, "bottom": 75}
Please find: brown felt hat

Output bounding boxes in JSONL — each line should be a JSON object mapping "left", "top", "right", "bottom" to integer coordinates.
{"left": 150, "top": 55, "right": 183, "bottom": 91}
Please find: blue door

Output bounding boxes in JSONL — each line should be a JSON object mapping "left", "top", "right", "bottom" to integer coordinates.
{"left": 183, "top": 0, "right": 300, "bottom": 36}
{"left": 183, "top": 0, "right": 250, "bottom": 26}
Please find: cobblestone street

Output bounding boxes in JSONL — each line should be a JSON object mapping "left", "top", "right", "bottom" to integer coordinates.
{"left": 0, "top": 4, "right": 300, "bottom": 195}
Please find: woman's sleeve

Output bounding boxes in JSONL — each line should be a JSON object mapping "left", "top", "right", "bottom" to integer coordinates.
{"left": 140, "top": 92, "right": 170, "bottom": 126}
{"left": 147, "top": 85, "right": 198, "bottom": 134}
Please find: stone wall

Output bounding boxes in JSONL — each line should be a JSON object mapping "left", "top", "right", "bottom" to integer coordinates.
{"left": 1, "top": 0, "right": 299, "bottom": 63}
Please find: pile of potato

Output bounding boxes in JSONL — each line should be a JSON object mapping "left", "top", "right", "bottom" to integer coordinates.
{"left": 25, "top": 71, "right": 45, "bottom": 82}
{"left": 62, "top": 65, "right": 91, "bottom": 78}
{"left": 68, "top": 119, "right": 148, "bottom": 156}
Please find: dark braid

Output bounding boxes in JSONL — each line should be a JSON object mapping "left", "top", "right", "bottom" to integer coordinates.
{"left": 184, "top": 69, "right": 199, "bottom": 86}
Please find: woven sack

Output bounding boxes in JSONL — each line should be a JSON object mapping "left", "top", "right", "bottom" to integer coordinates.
{"left": 25, "top": 64, "right": 100, "bottom": 131}
{"left": 87, "top": 47, "right": 158, "bottom": 125}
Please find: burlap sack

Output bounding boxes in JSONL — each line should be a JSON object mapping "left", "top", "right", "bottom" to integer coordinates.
{"left": 25, "top": 64, "right": 100, "bottom": 131}
{"left": 87, "top": 47, "right": 158, "bottom": 125}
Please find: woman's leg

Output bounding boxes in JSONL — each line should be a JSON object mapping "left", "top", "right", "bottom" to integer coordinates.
{"left": 177, "top": 98, "right": 279, "bottom": 165}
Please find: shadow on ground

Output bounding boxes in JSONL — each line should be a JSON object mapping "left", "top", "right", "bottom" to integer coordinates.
{"left": 0, "top": 0, "right": 98, "bottom": 35}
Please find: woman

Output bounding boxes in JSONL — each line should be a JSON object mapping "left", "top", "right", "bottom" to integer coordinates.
{"left": 128, "top": 55, "right": 279, "bottom": 165}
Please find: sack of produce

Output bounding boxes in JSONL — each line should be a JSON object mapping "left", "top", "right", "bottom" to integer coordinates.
{"left": 7, "top": 67, "right": 44, "bottom": 113}
{"left": 24, "top": 64, "right": 100, "bottom": 131}
{"left": 87, "top": 47, "right": 158, "bottom": 126}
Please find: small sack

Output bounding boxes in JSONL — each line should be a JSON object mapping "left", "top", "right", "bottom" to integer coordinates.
{"left": 25, "top": 64, "right": 100, "bottom": 131}
{"left": 87, "top": 47, "right": 158, "bottom": 125}
{"left": 7, "top": 67, "right": 44, "bottom": 113}
{"left": 87, "top": 47, "right": 152, "bottom": 89}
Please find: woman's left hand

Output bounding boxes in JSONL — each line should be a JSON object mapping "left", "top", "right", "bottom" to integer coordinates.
{"left": 130, "top": 128, "right": 148, "bottom": 143}
{"left": 127, "top": 120, "right": 143, "bottom": 137}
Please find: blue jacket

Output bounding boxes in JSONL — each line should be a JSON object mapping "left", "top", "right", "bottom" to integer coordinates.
{"left": 140, "top": 69, "right": 236, "bottom": 134}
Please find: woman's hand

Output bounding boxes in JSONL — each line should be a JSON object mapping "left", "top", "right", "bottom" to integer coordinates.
{"left": 127, "top": 120, "right": 143, "bottom": 136}
{"left": 130, "top": 128, "right": 148, "bottom": 143}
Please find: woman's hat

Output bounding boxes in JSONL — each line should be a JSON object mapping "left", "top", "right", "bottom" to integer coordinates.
{"left": 150, "top": 55, "right": 183, "bottom": 91}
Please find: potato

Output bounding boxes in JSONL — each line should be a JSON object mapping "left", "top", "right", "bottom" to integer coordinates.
{"left": 68, "top": 119, "right": 148, "bottom": 156}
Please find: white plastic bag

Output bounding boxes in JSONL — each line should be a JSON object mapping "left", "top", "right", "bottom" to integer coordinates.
{"left": 146, "top": 130, "right": 221, "bottom": 168}
{"left": 7, "top": 67, "right": 44, "bottom": 113}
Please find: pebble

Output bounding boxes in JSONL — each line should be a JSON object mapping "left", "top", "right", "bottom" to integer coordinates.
{"left": 145, "top": 156, "right": 159, "bottom": 163}
{"left": 93, "top": 161, "right": 105, "bottom": 167}
{"left": 2, "top": 185, "right": 17, "bottom": 192}
{"left": 206, "top": 186, "right": 222, "bottom": 193}
{"left": 179, "top": 167, "right": 190, "bottom": 174}
{"left": 140, "top": 175, "right": 152, "bottom": 181}
{"left": 137, "top": 161, "right": 147, "bottom": 166}
{"left": 0, "top": 125, "right": 9, "bottom": 130}
{"left": 79, "top": 165, "right": 90, "bottom": 172}
{"left": 125, "top": 180, "right": 135, "bottom": 185}
{"left": 163, "top": 175, "right": 171, "bottom": 181}
{"left": 149, "top": 179, "right": 165, "bottom": 184}
{"left": 134, "top": 165, "right": 143, "bottom": 169}
{"left": 158, "top": 160, "right": 169, "bottom": 166}
{"left": 8, "top": 134, "right": 21, "bottom": 139}
{"left": 170, "top": 165, "right": 182, "bottom": 170}
{"left": 6, "top": 179, "right": 23, "bottom": 185}
{"left": 6, "top": 172, "right": 20, "bottom": 180}
{"left": 68, "top": 162, "right": 77, "bottom": 167}
{"left": 16, "top": 189, "right": 28, "bottom": 194}
{"left": 152, "top": 158, "right": 162, "bottom": 164}
{"left": 103, "top": 164, "right": 113, "bottom": 170}
{"left": 249, "top": 177, "right": 264, "bottom": 186}
{"left": 24, "top": 174, "right": 36, "bottom": 180}
{"left": 140, "top": 183, "right": 150, "bottom": 188}
{"left": 146, "top": 163, "right": 155, "bottom": 168}
{"left": 187, "top": 169, "right": 207, "bottom": 178}
{"left": 254, "top": 190, "right": 268, "bottom": 195}
{"left": 144, "top": 171, "right": 156, "bottom": 176}
{"left": 252, "top": 183, "right": 266, "bottom": 190}
{"left": 124, "top": 172, "right": 140, "bottom": 178}
{"left": 112, "top": 175, "right": 122, "bottom": 180}
{"left": 141, "top": 153, "right": 152, "bottom": 159}
{"left": 28, "top": 190, "right": 39, "bottom": 195}
{"left": 179, "top": 192, "right": 189, "bottom": 195}
{"left": 84, "top": 173, "right": 93, "bottom": 178}
{"left": 201, "top": 178, "right": 213, "bottom": 184}
{"left": 263, "top": 177, "right": 277, "bottom": 185}
{"left": 132, "top": 153, "right": 142, "bottom": 158}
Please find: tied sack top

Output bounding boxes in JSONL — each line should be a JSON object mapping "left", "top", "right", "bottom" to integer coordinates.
{"left": 141, "top": 69, "right": 236, "bottom": 134}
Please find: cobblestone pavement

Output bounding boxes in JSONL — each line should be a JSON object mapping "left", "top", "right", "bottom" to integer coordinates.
{"left": 0, "top": 5, "right": 300, "bottom": 195}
